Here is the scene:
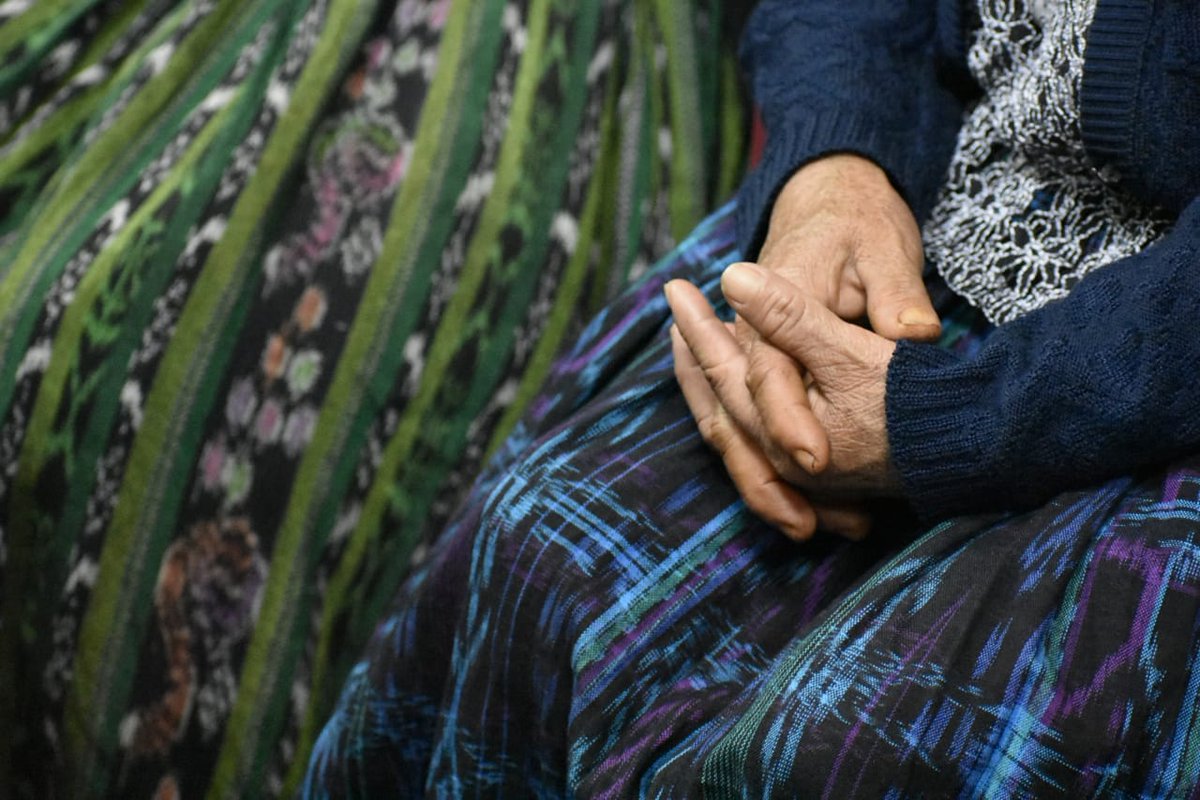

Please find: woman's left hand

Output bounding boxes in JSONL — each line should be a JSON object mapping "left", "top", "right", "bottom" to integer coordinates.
{"left": 665, "top": 261, "right": 903, "bottom": 538}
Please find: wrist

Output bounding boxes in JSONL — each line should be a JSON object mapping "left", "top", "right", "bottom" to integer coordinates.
{"left": 772, "top": 154, "right": 891, "bottom": 222}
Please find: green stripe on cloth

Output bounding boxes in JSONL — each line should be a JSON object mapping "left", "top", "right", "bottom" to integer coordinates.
{"left": 5, "top": 25, "right": 281, "bottom": 763}
{"left": 0, "top": 0, "right": 99, "bottom": 54}
{"left": 0, "top": 0, "right": 259, "bottom": 415}
{"left": 241, "top": 0, "right": 515, "bottom": 790}
{"left": 0, "top": 2, "right": 747, "bottom": 794}
{"left": 1, "top": 94, "right": 231, "bottom": 682}
{"left": 619, "top": 0, "right": 663, "bottom": 290}
{"left": 299, "top": 0, "right": 604, "bottom": 759}
{"left": 0, "top": 0, "right": 103, "bottom": 94}
{"left": 653, "top": 0, "right": 708, "bottom": 242}
{"left": 361, "top": 0, "right": 607, "bottom": 629}
{"left": 482, "top": 45, "right": 622, "bottom": 461}
{"left": 0, "top": 2, "right": 292, "bottom": 791}
{"left": 60, "top": 0, "right": 361, "bottom": 794}
{"left": 63, "top": 0, "right": 161, "bottom": 86}
{"left": 330, "top": 0, "right": 575, "bottom": 644}
{"left": 0, "top": 0, "right": 165, "bottom": 166}
{"left": 716, "top": 50, "right": 746, "bottom": 202}
{"left": 0, "top": 1, "right": 188, "bottom": 238}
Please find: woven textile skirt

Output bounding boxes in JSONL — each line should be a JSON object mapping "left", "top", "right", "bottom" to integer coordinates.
{"left": 306, "top": 203, "right": 1200, "bottom": 798}
{"left": 0, "top": 1, "right": 746, "bottom": 797}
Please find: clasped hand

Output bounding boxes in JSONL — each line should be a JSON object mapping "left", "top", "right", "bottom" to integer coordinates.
{"left": 664, "top": 155, "right": 941, "bottom": 542}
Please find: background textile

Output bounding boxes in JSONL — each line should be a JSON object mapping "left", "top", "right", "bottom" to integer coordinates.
{"left": 307, "top": 203, "right": 1200, "bottom": 798}
{"left": 0, "top": 0, "right": 747, "bottom": 796}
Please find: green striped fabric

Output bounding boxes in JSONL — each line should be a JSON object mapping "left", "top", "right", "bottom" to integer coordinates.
{"left": 0, "top": 1, "right": 746, "bottom": 796}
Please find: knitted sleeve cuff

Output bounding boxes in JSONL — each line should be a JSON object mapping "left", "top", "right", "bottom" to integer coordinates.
{"left": 884, "top": 340, "right": 1010, "bottom": 521}
{"left": 734, "top": 108, "right": 929, "bottom": 257}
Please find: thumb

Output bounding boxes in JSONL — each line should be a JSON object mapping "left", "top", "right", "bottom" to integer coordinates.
{"left": 858, "top": 255, "right": 941, "bottom": 341}
{"left": 720, "top": 262, "right": 858, "bottom": 378}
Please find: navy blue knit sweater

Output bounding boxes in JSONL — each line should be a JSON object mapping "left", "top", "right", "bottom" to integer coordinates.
{"left": 737, "top": 0, "right": 1200, "bottom": 519}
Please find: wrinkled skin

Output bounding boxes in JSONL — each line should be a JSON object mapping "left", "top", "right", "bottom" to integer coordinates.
{"left": 666, "top": 154, "right": 940, "bottom": 541}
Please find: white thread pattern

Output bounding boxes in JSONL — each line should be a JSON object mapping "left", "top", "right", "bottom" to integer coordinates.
{"left": 923, "top": 0, "right": 1173, "bottom": 324}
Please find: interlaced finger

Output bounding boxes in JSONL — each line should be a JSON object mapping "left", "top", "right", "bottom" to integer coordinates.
{"left": 744, "top": 335, "right": 830, "bottom": 474}
{"left": 665, "top": 280, "right": 765, "bottom": 436}
{"left": 670, "top": 324, "right": 818, "bottom": 541}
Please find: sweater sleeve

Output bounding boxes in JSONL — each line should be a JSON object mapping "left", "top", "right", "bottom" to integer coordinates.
{"left": 886, "top": 197, "right": 1200, "bottom": 520}
{"left": 735, "top": 0, "right": 974, "bottom": 256}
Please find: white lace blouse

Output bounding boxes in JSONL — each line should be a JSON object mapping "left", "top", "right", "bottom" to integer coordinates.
{"left": 922, "top": 0, "right": 1173, "bottom": 324}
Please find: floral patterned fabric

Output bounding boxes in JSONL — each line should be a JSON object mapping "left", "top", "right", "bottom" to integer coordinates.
{"left": 0, "top": 1, "right": 747, "bottom": 797}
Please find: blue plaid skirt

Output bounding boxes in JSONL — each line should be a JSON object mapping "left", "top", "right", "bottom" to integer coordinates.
{"left": 305, "top": 203, "right": 1200, "bottom": 798}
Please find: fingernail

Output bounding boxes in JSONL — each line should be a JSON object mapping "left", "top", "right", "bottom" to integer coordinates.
{"left": 720, "top": 263, "right": 766, "bottom": 305}
{"left": 898, "top": 307, "right": 940, "bottom": 327}
{"left": 663, "top": 281, "right": 678, "bottom": 305}
{"left": 793, "top": 449, "right": 819, "bottom": 473}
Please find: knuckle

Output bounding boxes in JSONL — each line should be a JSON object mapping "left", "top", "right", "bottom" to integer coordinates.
{"left": 699, "top": 360, "right": 741, "bottom": 397}
{"left": 746, "top": 378, "right": 796, "bottom": 443}
{"left": 738, "top": 479, "right": 774, "bottom": 517}
{"left": 696, "top": 412, "right": 733, "bottom": 453}
{"left": 672, "top": 358, "right": 688, "bottom": 382}
{"left": 734, "top": 317, "right": 757, "bottom": 349}
{"left": 767, "top": 450, "right": 800, "bottom": 481}
{"left": 764, "top": 413, "right": 799, "bottom": 451}
{"left": 877, "top": 284, "right": 919, "bottom": 308}
{"left": 757, "top": 289, "right": 806, "bottom": 342}
{"left": 792, "top": 516, "right": 817, "bottom": 540}
{"left": 743, "top": 357, "right": 774, "bottom": 399}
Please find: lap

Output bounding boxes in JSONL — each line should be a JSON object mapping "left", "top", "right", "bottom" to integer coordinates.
{"left": 309, "top": 207, "right": 1200, "bottom": 798}
{"left": 308, "top": 209, "right": 897, "bottom": 794}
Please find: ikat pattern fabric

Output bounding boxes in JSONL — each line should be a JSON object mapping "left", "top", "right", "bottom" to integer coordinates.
{"left": 307, "top": 204, "right": 1200, "bottom": 798}
{"left": 922, "top": 0, "right": 1174, "bottom": 323}
{"left": 0, "top": 1, "right": 747, "bottom": 797}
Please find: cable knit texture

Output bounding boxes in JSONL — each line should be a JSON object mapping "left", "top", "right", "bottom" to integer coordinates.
{"left": 889, "top": 199, "right": 1200, "bottom": 517}
{"left": 739, "top": 0, "right": 1200, "bottom": 520}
